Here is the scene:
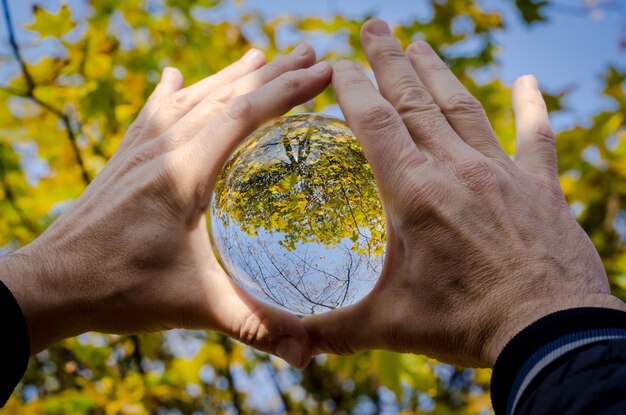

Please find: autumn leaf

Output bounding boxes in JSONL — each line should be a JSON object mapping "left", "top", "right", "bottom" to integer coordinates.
{"left": 24, "top": 4, "right": 75, "bottom": 39}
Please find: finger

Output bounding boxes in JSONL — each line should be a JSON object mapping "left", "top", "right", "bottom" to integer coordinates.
{"left": 331, "top": 60, "right": 425, "bottom": 196}
{"left": 161, "top": 44, "right": 317, "bottom": 147}
{"left": 215, "top": 43, "right": 317, "bottom": 106}
{"left": 178, "top": 49, "right": 265, "bottom": 107}
{"left": 512, "top": 75, "right": 558, "bottom": 179}
{"left": 138, "top": 67, "right": 185, "bottom": 123}
{"left": 406, "top": 41, "right": 510, "bottom": 161}
{"left": 360, "top": 19, "right": 466, "bottom": 159}
{"left": 180, "top": 60, "right": 332, "bottom": 204}
{"left": 134, "top": 49, "right": 266, "bottom": 144}
{"left": 207, "top": 271, "right": 312, "bottom": 368}
{"left": 115, "top": 67, "right": 184, "bottom": 155}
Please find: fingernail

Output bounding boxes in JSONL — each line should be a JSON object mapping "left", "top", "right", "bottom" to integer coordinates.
{"left": 276, "top": 337, "right": 302, "bottom": 367}
{"left": 291, "top": 43, "right": 310, "bottom": 56}
{"left": 242, "top": 48, "right": 262, "bottom": 63}
{"left": 309, "top": 61, "right": 330, "bottom": 74}
{"left": 408, "top": 41, "right": 433, "bottom": 56}
{"left": 365, "top": 19, "right": 391, "bottom": 36}
{"left": 521, "top": 74, "right": 538, "bottom": 90}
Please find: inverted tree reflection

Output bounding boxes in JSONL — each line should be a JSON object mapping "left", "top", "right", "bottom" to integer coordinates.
{"left": 211, "top": 114, "right": 386, "bottom": 314}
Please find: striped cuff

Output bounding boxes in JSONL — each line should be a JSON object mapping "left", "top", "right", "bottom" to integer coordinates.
{"left": 491, "top": 307, "right": 626, "bottom": 415}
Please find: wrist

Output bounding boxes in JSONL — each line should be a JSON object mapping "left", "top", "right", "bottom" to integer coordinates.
{"left": 0, "top": 244, "right": 86, "bottom": 354}
{"left": 483, "top": 292, "right": 626, "bottom": 367}
{"left": 490, "top": 306, "right": 626, "bottom": 415}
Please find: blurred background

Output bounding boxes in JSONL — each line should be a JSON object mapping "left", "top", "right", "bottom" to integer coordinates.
{"left": 0, "top": 0, "right": 624, "bottom": 413}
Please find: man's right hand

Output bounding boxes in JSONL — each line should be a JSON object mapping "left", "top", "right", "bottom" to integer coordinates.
{"left": 0, "top": 44, "right": 331, "bottom": 367}
{"left": 304, "top": 19, "right": 626, "bottom": 368}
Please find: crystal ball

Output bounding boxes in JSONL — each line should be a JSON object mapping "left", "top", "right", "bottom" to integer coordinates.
{"left": 209, "top": 114, "right": 386, "bottom": 315}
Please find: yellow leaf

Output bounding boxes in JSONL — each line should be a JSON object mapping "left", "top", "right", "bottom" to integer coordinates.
{"left": 24, "top": 4, "right": 75, "bottom": 39}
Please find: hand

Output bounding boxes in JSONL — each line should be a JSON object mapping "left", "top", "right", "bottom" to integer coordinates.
{"left": 0, "top": 44, "right": 331, "bottom": 367}
{"left": 303, "top": 20, "right": 626, "bottom": 367}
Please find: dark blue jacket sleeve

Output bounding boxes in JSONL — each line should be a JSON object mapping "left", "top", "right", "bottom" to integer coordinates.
{"left": 0, "top": 279, "right": 30, "bottom": 407}
{"left": 491, "top": 307, "right": 626, "bottom": 415}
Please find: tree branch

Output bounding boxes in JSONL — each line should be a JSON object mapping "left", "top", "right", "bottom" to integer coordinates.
{"left": 0, "top": 157, "right": 38, "bottom": 234}
{"left": 0, "top": 0, "right": 92, "bottom": 185}
{"left": 1, "top": 0, "right": 34, "bottom": 92}
{"left": 129, "top": 334, "right": 145, "bottom": 375}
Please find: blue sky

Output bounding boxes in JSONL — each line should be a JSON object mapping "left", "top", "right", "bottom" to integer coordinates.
{"left": 218, "top": 0, "right": 625, "bottom": 130}
{"left": 0, "top": 0, "right": 624, "bottom": 132}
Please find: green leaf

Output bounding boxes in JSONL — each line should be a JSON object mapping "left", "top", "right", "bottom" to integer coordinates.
{"left": 372, "top": 350, "right": 403, "bottom": 396}
{"left": 514, "top": 0, "right": 548, "bottom": 24}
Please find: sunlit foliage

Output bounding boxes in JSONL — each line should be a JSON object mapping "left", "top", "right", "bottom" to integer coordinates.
{"left": 1, "top": 0, "right": 624, "bottom": 413}
{"left": 211, "top": 114, "right": 385, "bottom": 314}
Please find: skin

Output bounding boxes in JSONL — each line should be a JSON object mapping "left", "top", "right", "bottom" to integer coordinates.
{"left": 0, "top": 43, "right": 332, "bottom": 368}
{"left": 1, "top": 19, "right": 625, "bottom": 372}
{"left": 303, "top": 20, "right": 626, "bottom": 368}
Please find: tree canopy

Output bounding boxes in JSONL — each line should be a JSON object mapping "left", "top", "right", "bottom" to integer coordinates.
{"left": 1, "top": 0, "right": 624, "bottom": 413}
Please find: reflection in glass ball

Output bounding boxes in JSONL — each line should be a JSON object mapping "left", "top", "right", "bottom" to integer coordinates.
{"left": 210, "top": 114, "right": 386, "bottom": 315}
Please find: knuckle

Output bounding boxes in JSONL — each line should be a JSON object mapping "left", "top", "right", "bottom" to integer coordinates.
{"left": 452, "top": 157, "right": 498, "bottom": 193}
{"left": 208, "top": 86, "right": 234, "bottom": 106}
{"left": 265, "top": 59, "right": 288, "bottom": 74}
{"left": 421, "top": 60, "right": 450, "bottom": 74}
{"left": 126, "top": 119, "right": 145, "bottom": 134}
{"left": 293, "top": 46, "right": 315, "bottom": 61}
{"left": 375, "top": 45, "right": 408, "bottom": 63}
{"left": 394, "top": 84, "right": 438, "bottom": 115}
{"left": 358, "top": 104, "right": 399, "bottom": 132}
{"left": 403, "top": 108, "right": 445, "bottom": 147}
{"left": 340, "top": 74, "right": 368, "bottom": 91}
{"left": 123, "top": 145, "right": 159, "bottom": 170}
{"left": 238, "top": 313, "right": 270, "bottom": 347}
{"left": 110, "top": 142, "right": 173, "bottom": 189}
{"left": 225, "top": 96, "right": 253, "bottom": 121}
{"left": 167, "top": 91, "right": 191, "bottom": 111}
{"left": 276, "top": 72, "right": 302, "bottom": 90}
{"left": 160, "top": 130, "right": 188, "bottom": 149}
{"left": 533, "top": 125, "right": 556, "bottom": 146}
{"left": 441, "top": 93, "right": 484, "bottom": 116}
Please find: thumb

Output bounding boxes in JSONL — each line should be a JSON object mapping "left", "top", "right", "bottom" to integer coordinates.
{"left": 303, "top": 298, "right": 380, "bottom": 356}
{"left": 208, "top": 273, "right": 312, "bottom": 368}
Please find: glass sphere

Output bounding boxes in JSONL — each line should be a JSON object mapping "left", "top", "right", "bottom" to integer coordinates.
{"left": 210, "top": 114, "right": 386, "bottom": 315}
